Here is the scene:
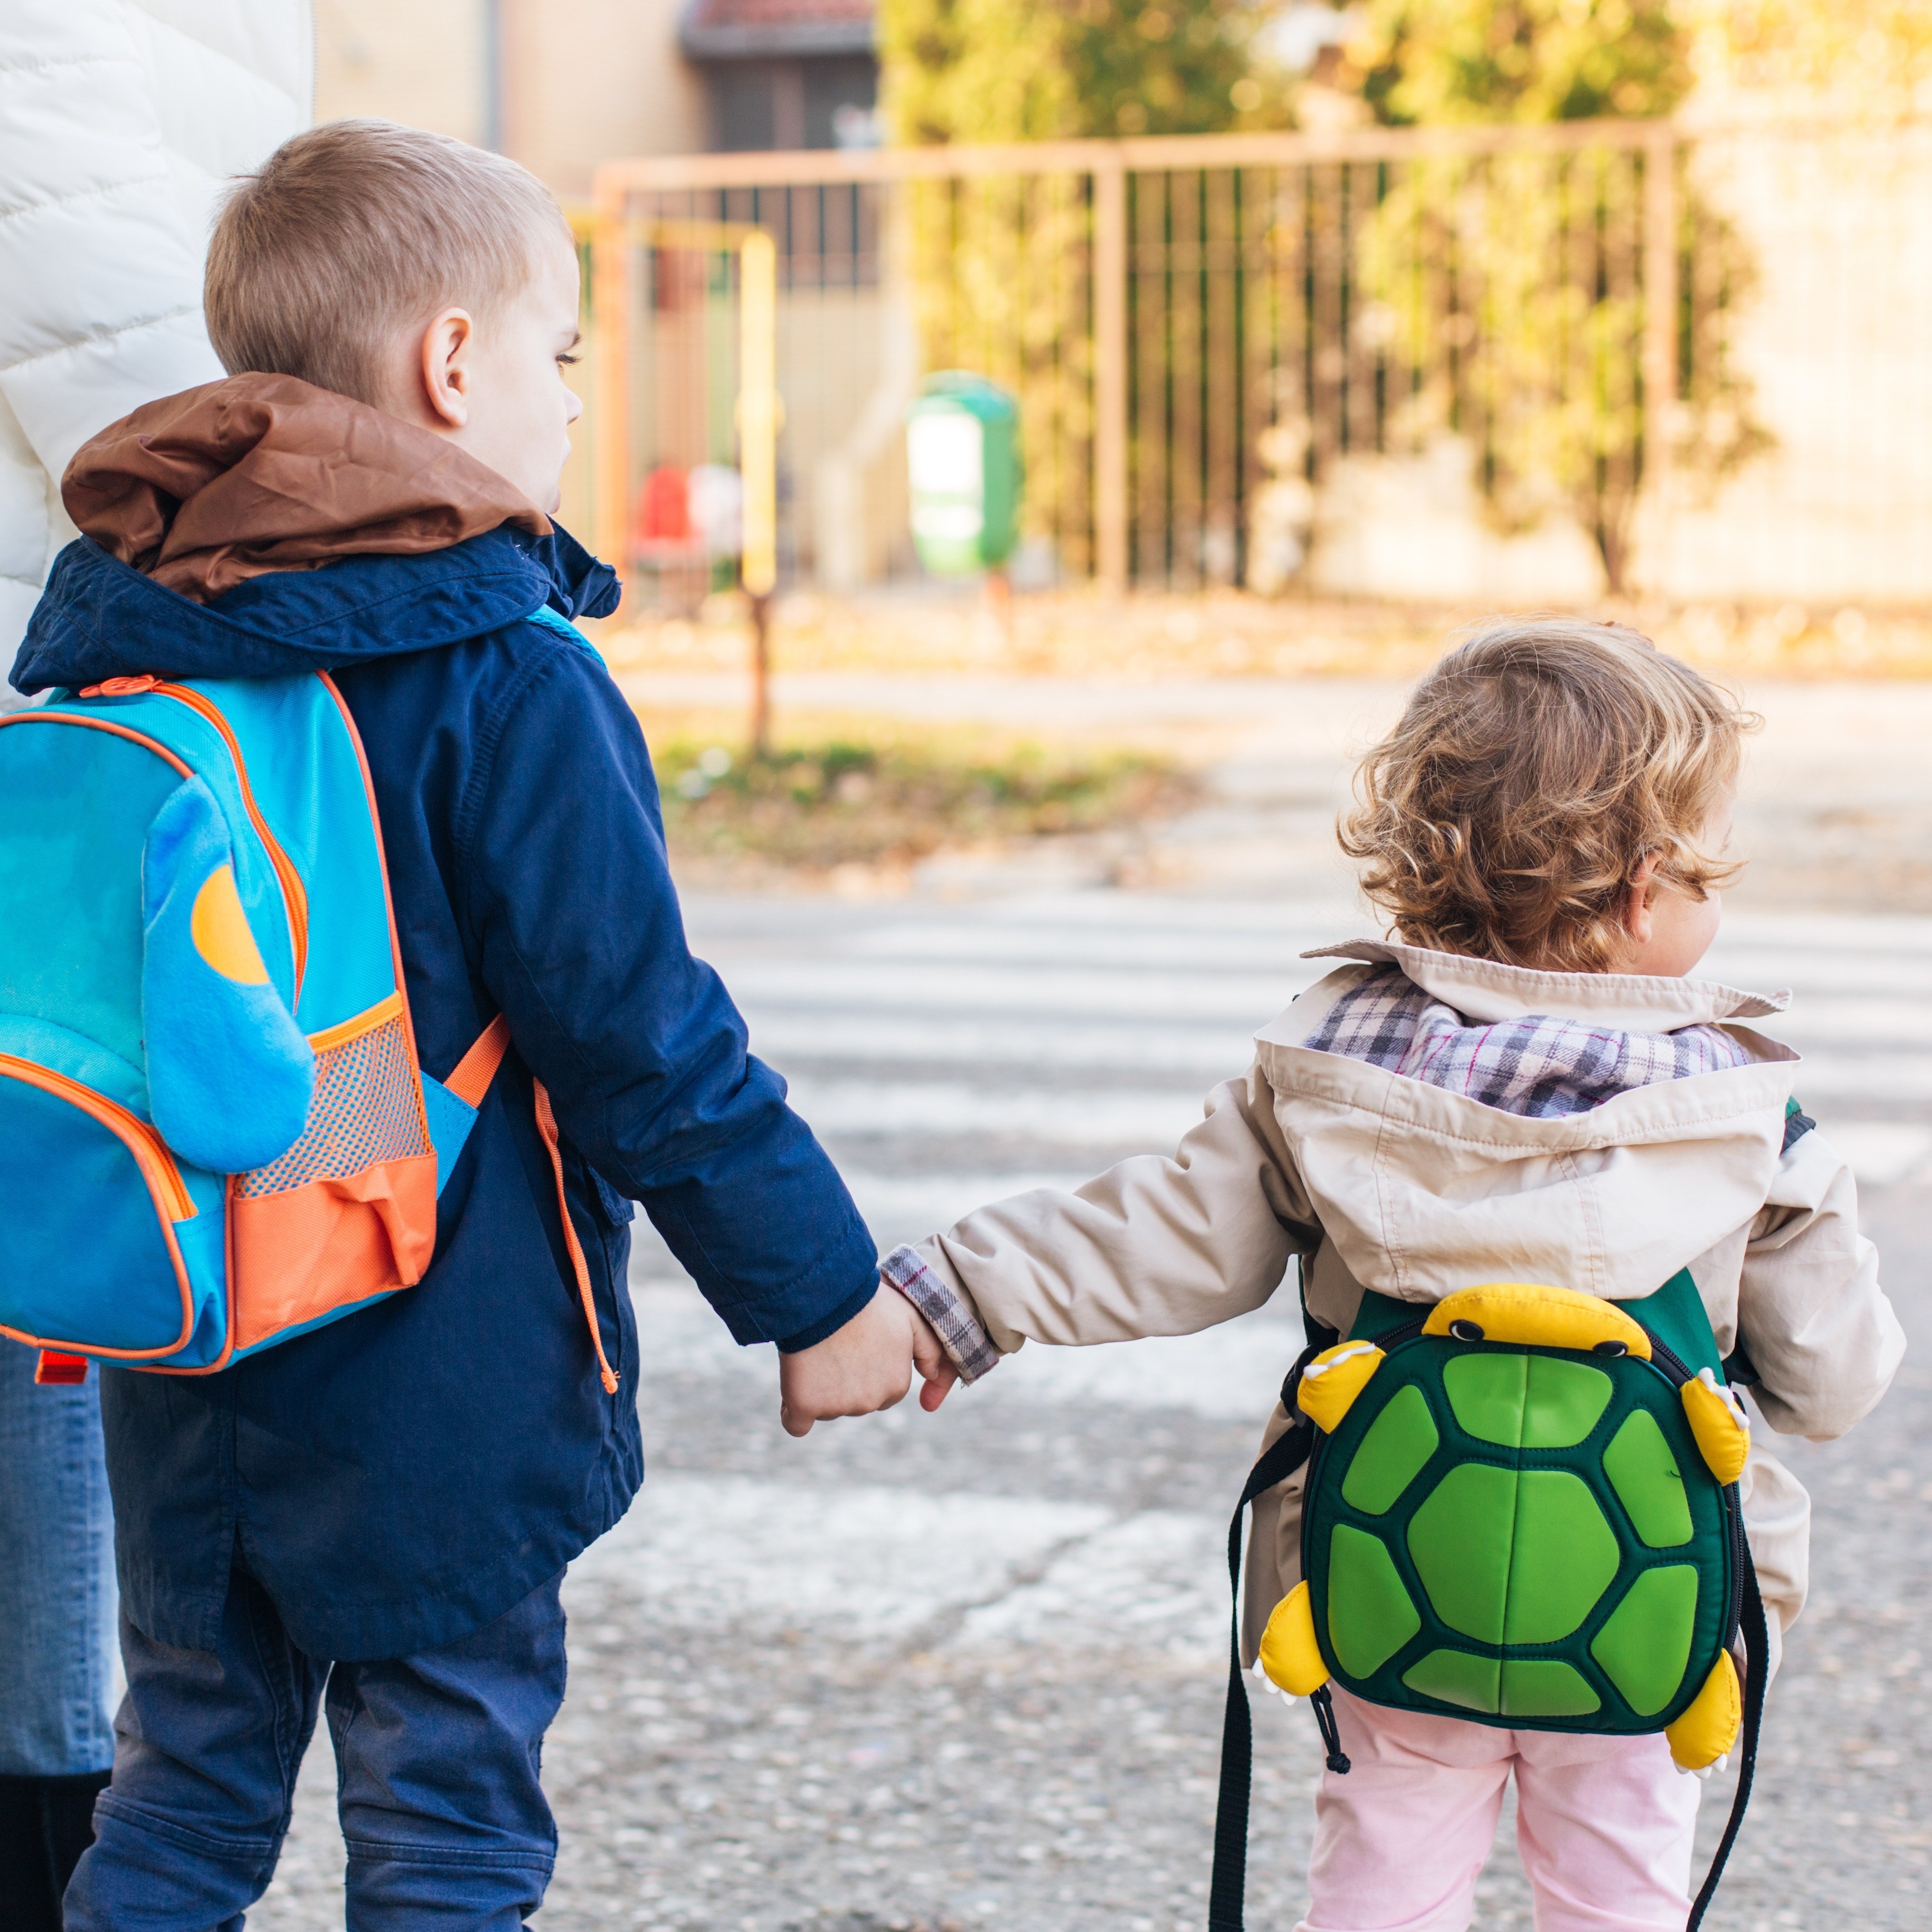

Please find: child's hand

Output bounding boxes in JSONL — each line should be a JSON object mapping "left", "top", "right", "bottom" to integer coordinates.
{"left": 778, "top": 1287, "right": 958, "bottom": 1437}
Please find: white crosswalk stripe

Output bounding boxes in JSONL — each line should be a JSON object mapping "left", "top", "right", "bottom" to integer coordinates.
{"left": 573, "top": 1468, "right": 1242, "bottom": 1665}
{"left": 782, "top": 1077, "right": 1209, "bottom": 1146}
{"left": 742, "top": 1012, "right": 1253, "bottom": 1078}
{"left": 724, "top": 959, "right": 1308, "bottom": 1025}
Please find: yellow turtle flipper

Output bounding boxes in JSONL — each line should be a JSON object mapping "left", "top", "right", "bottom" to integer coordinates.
{"left": 1681, "top": 1369, "right": 1751, "bottom": 1484}
{"left": 1665, "top": 1650, "right": 1741, "bottom": 1770}
{"left": 1296, "top": 1341, "right": 1385, "bottom": 1434}
{"left": 1258, "top": 1580, "right": 1331, "bottom": 1696}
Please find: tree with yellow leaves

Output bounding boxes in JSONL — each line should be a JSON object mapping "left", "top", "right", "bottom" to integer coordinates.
{"left": 879, "top": 0, "right": 1282, "bottom": 579}
{"left": 1340, "top": 0, "right": 1769, "bottom": 592}
{"left": 1354, "top": 0, "right": 1692, "bottom": 124}
{"left": 1683, "top": 0, "right": 1932, "bottom": 104}
{"left": 880, "top": 0, "right": 1264, "bottom": 144}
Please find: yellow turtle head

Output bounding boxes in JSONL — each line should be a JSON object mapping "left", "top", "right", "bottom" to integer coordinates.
{"left": 1423, "top": 1283, "right": 1652, "bottom": 1361}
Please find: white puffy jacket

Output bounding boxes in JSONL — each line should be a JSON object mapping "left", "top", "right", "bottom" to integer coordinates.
{"left": 0, "top": 1, "right": 312, "bottom": 693}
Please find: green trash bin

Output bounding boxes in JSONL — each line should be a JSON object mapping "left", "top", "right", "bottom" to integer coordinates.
{"left": 905, "top": 373, "right": 1022, "bottom": 576}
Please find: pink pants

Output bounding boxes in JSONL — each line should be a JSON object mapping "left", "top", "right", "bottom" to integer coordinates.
{"left": 1296, "top": 1687, "right": 1701, "bottom": 1932}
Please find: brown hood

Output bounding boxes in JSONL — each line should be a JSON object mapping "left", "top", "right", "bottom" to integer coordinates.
{"left": 63, "top": 374, "right": 551, "bottom": 603}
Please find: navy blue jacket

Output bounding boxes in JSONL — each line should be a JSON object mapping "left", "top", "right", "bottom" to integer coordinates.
{"left": 15, "top": 526, "right": 878, "bottom": 1660}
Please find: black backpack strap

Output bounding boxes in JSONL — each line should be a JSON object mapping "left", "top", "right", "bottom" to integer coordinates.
{"left": 1686, "top": 1545, "right": 1770, "bottom": 1931}
{"left": 1207, "top": 1391, "right": 1318, "bottom": 1932}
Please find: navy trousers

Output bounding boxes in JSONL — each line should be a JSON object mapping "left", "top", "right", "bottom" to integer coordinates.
{"left": 64, "top": 1564, "right": 566, "bottom": 1931}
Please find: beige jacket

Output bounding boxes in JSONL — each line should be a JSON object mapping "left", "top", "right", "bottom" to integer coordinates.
{"left": 904, "top": 940, "right": 1904, "bottom": 1668}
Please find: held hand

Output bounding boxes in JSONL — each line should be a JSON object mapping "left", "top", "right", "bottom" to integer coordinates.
{"left": 778, "top": 1286, "right": 959, "bottom": 1438}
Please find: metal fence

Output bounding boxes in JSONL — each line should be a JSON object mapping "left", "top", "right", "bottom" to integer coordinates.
{"left": 587, "top": 113, "right": 1932, "bottom": 607}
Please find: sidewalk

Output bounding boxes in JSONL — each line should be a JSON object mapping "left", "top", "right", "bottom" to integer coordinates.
{"left": 620, "top": 668, "right": 1932, "bottom": 914}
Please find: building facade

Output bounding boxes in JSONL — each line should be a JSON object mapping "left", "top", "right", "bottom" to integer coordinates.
{"left": 313, "top": 0, "right": 876, "bottom": 194}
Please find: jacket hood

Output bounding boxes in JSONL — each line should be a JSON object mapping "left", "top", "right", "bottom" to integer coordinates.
{"left": 1260, "top": 956, "right": 1800, "bottom": 1306}
{"left": 1303, "top": 937, "right": 1790, "bottom": 1031}
{"left": 64, "top": 374, "right": 551, "bottom": 602}
{"left": 13, "top": 378, "right": 619, "bottom": 694}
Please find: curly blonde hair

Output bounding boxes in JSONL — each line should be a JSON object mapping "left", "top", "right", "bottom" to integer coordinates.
{"left": 1340, "top": 620, "right": 1756, "bottom": 973}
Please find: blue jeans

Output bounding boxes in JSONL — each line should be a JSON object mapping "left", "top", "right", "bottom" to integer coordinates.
{"left": 0, "top": 1341, "right": 117, "bottom": 1777}
{"left": 64, "top": 1564, "right": 567, "bottom": 1931}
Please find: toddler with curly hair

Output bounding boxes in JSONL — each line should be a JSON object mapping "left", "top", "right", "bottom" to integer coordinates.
{"left": 887, "top": 618, "right": 1902, "bottom": 1931}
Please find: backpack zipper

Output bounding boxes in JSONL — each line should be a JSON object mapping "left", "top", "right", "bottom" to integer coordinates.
{"left": 151, "top": 683, "right": 310, "bottom": 997}
{"left": 0, "top": 1055, "right": 194, "bottom": 1220}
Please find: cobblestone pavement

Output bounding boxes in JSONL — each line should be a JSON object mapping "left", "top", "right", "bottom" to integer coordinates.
{"left": 250, "top": 891, "right": 1932, "bottom": 1932}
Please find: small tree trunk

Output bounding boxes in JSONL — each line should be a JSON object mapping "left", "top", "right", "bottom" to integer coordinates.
{"left": 748, "top": 592, "right": 773, "bottom": 761}
{"left": 983, "top": 564, "right": 1014, "bottom": 649}
{"left": 1593, "top": 489, "right": 1635, "bottom": 598}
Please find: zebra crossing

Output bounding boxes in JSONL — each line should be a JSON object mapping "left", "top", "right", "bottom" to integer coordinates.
{"left": 254, "top": 889, "right": 1932, "bottom": 1931}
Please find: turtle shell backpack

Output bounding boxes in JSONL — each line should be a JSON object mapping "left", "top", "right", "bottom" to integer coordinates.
{"left": 0, "top": 638, "right": 615, "bottom": 1388}
{"left": 1206, "top": 1269, "right": 1773, "bottom": 1932}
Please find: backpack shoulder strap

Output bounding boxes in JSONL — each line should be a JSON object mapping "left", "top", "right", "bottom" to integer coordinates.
{"left": 533, "top": 1079, "right": 621, "bottom": 1396}
{"left": 1208, "top": 1354, "right": 1320, "bottom": 1932}
{"left": 1687, "top": 1546, "right": 1770, "bottom": 1931}
{"left": 438, "top": 1011, "right": 619, "bottom": 1396}
{"left": 444, "top": 1013, "right": 511, "bottom": 1108}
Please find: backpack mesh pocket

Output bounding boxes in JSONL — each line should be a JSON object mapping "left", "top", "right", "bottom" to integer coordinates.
{"left": 236, "top": 1013, "right": 430, "bottom": 1195}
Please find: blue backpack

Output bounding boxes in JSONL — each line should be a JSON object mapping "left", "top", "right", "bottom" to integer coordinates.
{"left": 0, "top": 661, "right": 612, "bottom": 1388}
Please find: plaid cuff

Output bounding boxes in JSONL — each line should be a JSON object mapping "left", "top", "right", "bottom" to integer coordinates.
{"left": 880, "top": 1244, "right": 1001, "bottom": 1384}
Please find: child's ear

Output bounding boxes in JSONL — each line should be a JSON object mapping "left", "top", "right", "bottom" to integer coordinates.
{"left": 1619, "top": 852, "right": 1663, "bottom": 945}
{"left": 418, "top": 307, "right": 476, "bottom": 429}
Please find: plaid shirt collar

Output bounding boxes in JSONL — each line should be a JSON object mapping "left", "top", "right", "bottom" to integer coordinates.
{"left": 1303, "top": 966, "right": 1752, "bottom": 1120}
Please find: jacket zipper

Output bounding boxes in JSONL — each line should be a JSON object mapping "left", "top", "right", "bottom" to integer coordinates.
{"left": 0, "top": 1055, "right": 194, "bottom": 1220}
{"left": 153, "top": 683, "right": 310, "bottom": 996}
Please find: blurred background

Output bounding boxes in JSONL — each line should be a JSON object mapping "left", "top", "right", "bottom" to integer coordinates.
{"left": 310, "top": 0, "right": 1932, "bottom": 896}
{"left": 261, "top": 6, "right": 1932, "bottom": 1931}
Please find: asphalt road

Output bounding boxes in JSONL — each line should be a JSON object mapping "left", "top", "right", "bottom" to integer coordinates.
{"left": 247, "top": 889, "right": 1931, "bottom": 1932}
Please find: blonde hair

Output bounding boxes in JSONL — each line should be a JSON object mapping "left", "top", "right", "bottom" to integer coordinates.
{"left": 205, "top": 120, "right": 572, "bottom": 406}
{"left": 1341, "top": 620, "right": 1755, "bottom": 973}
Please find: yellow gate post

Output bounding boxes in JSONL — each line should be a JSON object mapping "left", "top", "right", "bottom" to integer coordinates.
{"left": 735, "top": 229, "right": 779, "bottom": 760}
{"left": 585, "top": 191, "right": 783, "bottom": 758}
{"left": 589, "top": 189, "right": 632, "bottom": 575}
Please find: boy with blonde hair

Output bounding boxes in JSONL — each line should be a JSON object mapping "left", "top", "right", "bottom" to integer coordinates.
{"left": 15, "top": 120, "right": 946, "bottom": 1928}
{"left": 891, "top": 621, "right": 1903, "bottom": 1931}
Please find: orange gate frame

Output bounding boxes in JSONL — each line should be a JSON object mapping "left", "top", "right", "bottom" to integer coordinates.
{"left": 589, "top": 214, "right": 781, "bottom": 600}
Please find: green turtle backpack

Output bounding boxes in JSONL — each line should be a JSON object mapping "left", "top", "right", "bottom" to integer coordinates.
{"left": 1207, "top": 1272, "right": 1769, "bottom": 1932}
